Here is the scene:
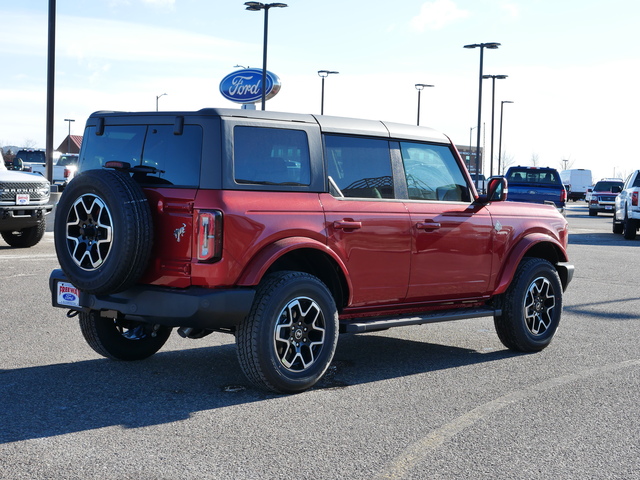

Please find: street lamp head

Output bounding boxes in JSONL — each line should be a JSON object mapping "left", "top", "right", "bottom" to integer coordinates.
{"left": 245, "top": 2, "right": 287, "bottom": 10}
{"left": 415, "top": 83, "right": 434, "bottom": 90}
{"left": 318, "top": 70, "right": 339, "bottom": 77}
{"left": 502, "top": 100, "right": 514, "bottom": 104}
{"left": 482, "top": 74, "right": 508, "bottom": 80}
{"left": 464, "top": 42, "right": 501, "bottom": 49}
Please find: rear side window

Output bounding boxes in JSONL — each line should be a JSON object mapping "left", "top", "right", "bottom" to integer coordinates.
{"left": 79, "top": 124, "right": 202, "bottom": 187}
{"left": 233, "top": 126, "right": 311, "bottom": 186}
{"left": 400, "top": 142, "right": 470, "bottom": 202}
{"left": 325, "top": 135, "right": 394, "bottom": 199}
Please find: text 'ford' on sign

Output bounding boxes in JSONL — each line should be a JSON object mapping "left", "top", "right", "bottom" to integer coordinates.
{"left": 219, "top": 68, "right": 281, "bottom": 104}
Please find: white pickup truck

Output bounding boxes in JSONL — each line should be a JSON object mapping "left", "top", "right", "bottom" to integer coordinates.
{"left": 613, "top": 170, "right": 640, "bottom": 239}
{"left": 15, "top": 150, "right": 77, "bottom": 190}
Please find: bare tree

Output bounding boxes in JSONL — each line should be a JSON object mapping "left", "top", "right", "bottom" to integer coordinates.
{"left": 21, "top": 138, "right": 38, "bottom": 149}
{"left": 530, "top": 153, "right": 540, "bottom": 167}
{"left": 499, "top": 151, "right": 516, "bottom": 175}
{"left": 559, "top": 157, "right": 575, "bottom": 171}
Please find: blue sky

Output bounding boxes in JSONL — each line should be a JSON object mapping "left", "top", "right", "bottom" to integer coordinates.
{"left": 1, "top": 0, "right": 638, "bottom": 180}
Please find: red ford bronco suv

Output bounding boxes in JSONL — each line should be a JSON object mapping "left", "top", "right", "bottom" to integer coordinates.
{"left": 49, "top": 108, "right": 574, "bottom": 393}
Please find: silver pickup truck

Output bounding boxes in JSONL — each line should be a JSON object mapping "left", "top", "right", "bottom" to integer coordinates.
{"left": 13, "top": 150, "right": 77, "bottom": 190}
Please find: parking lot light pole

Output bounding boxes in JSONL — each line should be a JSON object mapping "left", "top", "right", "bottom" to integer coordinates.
{"left": 499, "top": 100, "right": 514, "bottom": 175}
{"left": 156, "top": 93, "right": 167, "bottom": 111}
{"left": 482, "top": 74, "right": 508, "bottom": 177}
{"left": 415, "top": 83, "right": 434, "bottom": 126}
{"left": 64, "top": 118, "right": 74, "bottom": 153}
{"left": 464, "top": 42, "right": 500, "bottom": 186}
{"left": 245, "top": 2, "right": 288, "bottom": 111}
{"left": 318, "top": 70, "right": 339, "bottom": 115}
{"left": 468, "top": 125, "right": 477, "bottom": 171}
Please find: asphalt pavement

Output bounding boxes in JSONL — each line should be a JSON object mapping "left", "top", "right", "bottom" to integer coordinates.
{"left": 1, "top": 202, "right": 638, "bottom": 479}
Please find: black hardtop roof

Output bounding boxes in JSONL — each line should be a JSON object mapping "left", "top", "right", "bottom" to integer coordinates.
{"left": 88, "top": 108, "right": 451, "bottom": 144}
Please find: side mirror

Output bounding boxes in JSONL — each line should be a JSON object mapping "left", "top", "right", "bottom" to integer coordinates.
{"left": 476, "top": 176, "right": 507, "bottom": 204}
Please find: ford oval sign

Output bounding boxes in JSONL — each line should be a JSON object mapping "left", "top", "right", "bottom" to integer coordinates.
{"left": 219, "top": 68, "right": 281, "bottom": 104}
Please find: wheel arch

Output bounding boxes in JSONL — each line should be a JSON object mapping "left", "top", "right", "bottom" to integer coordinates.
{"left": 494, "top": 233, "right": 569, "bottom": 296}
{"left": 236, "top": 237, "right": 352, "bottom": 310}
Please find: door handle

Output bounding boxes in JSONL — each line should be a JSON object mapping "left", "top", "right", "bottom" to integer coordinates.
{"left": 416, "top": 221, "right": 441, "bottom": 231}
{"left": 334, "top": 220, "right": 363, "bottom": 230}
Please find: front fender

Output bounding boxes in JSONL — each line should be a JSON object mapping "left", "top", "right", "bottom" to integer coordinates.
{"left": 493, "top": 233, "right": 569, "bottom": 296}
{"left": 236, "top": 236, "right": 352, "bottom": 292}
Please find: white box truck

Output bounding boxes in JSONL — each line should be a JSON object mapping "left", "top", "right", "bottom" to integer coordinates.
{"left": 561, "top": 168, "right": 592, "bottom": 201}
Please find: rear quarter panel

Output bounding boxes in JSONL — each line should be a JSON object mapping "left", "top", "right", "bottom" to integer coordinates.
{"left": 191, "top": 190, "right": 327, "bottom": 288}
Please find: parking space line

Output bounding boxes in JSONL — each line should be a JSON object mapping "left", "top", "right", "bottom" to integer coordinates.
{"left": 377, "top": 359, "right": 640, "bottom": 479}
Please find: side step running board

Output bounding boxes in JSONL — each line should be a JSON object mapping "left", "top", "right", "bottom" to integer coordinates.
{"left": 340, "top": 307, "right": 500, "bottom": 333}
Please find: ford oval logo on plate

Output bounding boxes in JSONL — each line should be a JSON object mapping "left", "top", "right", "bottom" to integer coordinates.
{"left": 219, "top": 68, "right": 281, "bottom": 104}
{"left": 62, "top": 293, "right": 77, "bottom": 302}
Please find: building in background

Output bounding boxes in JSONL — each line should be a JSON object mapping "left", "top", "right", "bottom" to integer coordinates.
{"left": 56, "top": 135, "right": 83, "bottom": 154}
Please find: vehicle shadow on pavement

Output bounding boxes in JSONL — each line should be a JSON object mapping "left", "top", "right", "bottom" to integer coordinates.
{"left": 0, "top": 334, "right": 517, "bottom": 444}
{"left": 568, "top": 232, "right": 640, "bottom": 247}
{"left": 564, "top": 297, "right": 640, "bottom": 321}
{"left": 328, "top": 334, "right": 518, "bottom": 389}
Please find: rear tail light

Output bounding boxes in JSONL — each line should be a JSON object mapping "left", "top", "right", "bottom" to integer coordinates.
{"left": 196, "top": 210, "right": 222, "bottom": 262}
{"left": 633, "top": 192, "right": 639, "bottom": 207}
{"left": 560, "top": 188, "right": 567, "bottom": 203}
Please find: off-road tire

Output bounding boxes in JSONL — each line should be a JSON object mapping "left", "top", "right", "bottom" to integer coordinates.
{"left": 1, "top": 219, "right": 46, "bottom": 247}
{"left": 494, "top": 257, "right": 562, "bottom": 352}
{"left": 236, "top": 271, "right": 339, "bottom": 393}
{"left": 79, "top": 310, "right": 171, "bottom": 361}
{"left": 613, "top": 212, "right": 624, "bottom": 234}
{"left": 54, "top": 169, "right": 153, "bottom": 294}
{"left": 623, "top": 212, "right": 637, "bottom": 240}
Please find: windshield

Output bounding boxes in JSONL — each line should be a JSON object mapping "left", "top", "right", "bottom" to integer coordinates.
{"left": 593, "top": 181, "right": 623, "bottom": 192}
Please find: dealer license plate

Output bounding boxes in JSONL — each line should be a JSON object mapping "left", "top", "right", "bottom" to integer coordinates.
{"left": 16, "top": 194, "right": 29, "bottom": 205}
{"left": 56, "top": 281, "right": 80, "bottom": 307}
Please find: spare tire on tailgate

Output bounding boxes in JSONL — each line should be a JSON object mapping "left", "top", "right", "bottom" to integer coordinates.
{"left": 54, "top": 169, "right": 153, "bottom": 294}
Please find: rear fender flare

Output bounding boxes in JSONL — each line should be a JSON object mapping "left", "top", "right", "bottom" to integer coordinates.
{"left": 494, "top": 233, "right": 568, "bottom": 296}
{"left": 236, "top": 236, "right": 353, "bottom": 299}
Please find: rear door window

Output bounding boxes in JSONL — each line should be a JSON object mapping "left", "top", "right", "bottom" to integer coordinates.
{"left": 325, "top": 135, "right": 394, "bottom": 199}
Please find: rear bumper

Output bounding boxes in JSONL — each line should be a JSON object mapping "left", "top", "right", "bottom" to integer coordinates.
{"left": 49, "top": 269, "right": 255, "bottom": 330}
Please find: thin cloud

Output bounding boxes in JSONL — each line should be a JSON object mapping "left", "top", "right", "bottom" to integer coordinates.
{"left": 141, "top": 0, "right": 176, "bottom": 7}
{"left": 501, "top": 1, "right": 519, "bottom": 18}
{"left": 410, "top": 0, "right": 470, "bottom": 32}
